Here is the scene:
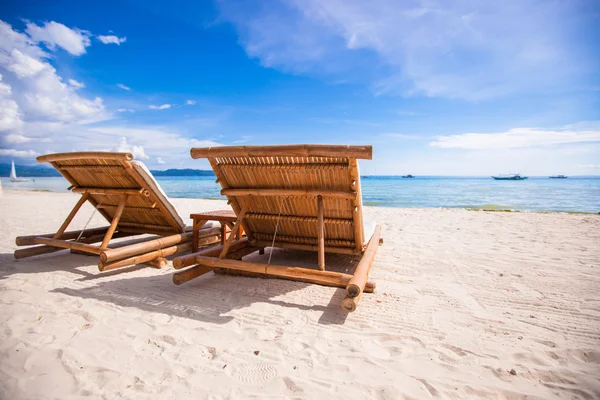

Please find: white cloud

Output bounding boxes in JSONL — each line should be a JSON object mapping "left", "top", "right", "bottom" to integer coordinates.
{"left": 112, "top": 136, "right": 149, "bottom": 160}
{"left": 156, "top": 157, "right": 166, "bottom": 165}
{"left": 219, "top": 0, "right": 596, "bottom": 100}
{"left": 97, "top": 35, "right": 126, "bottom": 45}
{"left": 0, "top": 98, "right": 22, "bottom": 131}
{"left": 3, "top": 133, "right": 51, "bottom": 144}
{"left": 68, "top": 78, "right": 84, "bottom": 89}
{"left": 186, "top": 100, "right": 196, "bottom": 105}
{"left": 116, "top": 83, "right": 131, "bottom": 91}
{"left": 0, "top": 22, "right": 108, "bottom": 124}
{"left": 25, "top": 21, "right": 91, "bottom": 56}
{"left": 149, "top": 104, "right": 172, "bottom": 110}
{"left": 430, "top": 123, "right": 600, "bottom": 150}
{"left": 117, "top": 108, "right": 134, "bottom": 113}
{"left": 0, "top": 148, "right": 39, "bottom": 157}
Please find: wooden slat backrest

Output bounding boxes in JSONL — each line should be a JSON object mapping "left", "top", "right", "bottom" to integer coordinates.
{"left": 37, "top": 152, "right": 183, "bottom": 234}
{"left": 193, "top": 145, "right": 372, "bottom": 254}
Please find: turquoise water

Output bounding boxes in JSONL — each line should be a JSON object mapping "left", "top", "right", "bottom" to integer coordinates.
{"left": 2, "top": 176, "right": 599, "bottom": 213}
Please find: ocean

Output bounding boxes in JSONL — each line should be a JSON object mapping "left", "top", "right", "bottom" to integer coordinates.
{"left": 2, "top": 176, "right": 599, "bottom": 213}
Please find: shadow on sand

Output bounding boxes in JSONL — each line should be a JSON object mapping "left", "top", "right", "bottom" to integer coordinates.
{"left": 1, "top": 247, "right": 359, "bottom": 325}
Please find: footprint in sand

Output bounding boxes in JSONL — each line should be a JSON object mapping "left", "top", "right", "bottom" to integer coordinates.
{"left": 228, "top": 363, "right": 278, "bottom": 384}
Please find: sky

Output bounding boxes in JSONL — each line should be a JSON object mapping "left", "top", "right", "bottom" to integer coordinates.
{"left": 0, "top": 0, "right": 599, "bottom": 175}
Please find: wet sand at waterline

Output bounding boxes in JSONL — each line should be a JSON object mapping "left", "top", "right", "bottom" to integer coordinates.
{"left": 1, "top": 190, "right": 599, "bottom": 399}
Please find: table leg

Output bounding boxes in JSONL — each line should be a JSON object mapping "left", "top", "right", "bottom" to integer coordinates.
{"left": 193, "top": 219, "right": 207, "bottom": 252}
{"left": 220, "top": 223, "right": 227, "bottom": 245}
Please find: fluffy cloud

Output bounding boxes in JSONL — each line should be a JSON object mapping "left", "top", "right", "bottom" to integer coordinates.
{"left": 68, "top": 79, "right": 85, "bottom": 89}
{"left": 218, "top": 0, "right": 597, "bottom": 100}
{"left": 112, "top": 136, "right": 149, "bottom": 160}
{"left": 186, "top": 100, "right": 196, "bottom": 105}
{"left": 116, "top": 83, "right": 131, "bottom": 91}
{"left": 0, "top": 21, "right": 108, "bottom": 124}
{"left": 430, "top": 123, "right": 600, "bottom": 150}
{"left": 25, "top": 21, "right": 91, "bottom": 56}
{"left": 149, "top": 104, "right": 172, "bottom": 110}
{"left": 0, "top": 148, "right": 39, "bottom": 157}
{"left": 3, "top": 133, "right": 50, "bottom": 144}
{"left": 0, "top": 19, "right": 220, "bottom": 167}
{"left": 97, "top": 35, "right": 127, "bottom": 45}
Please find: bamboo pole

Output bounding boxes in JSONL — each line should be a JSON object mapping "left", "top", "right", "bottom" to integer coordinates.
{"left": 146, "top": 257, "right": 168, "bottom": 268}
{"left": 194, "top": 256, "right": 375, "bottom": 291}
{"left": 341, "top": 292, "right": 362, "bottom": 312}
{"left": 245, "top": 213, "right": 352, "bottom": 225}
{"left": 346, "top": 225, "right": 382, "bottom": 298}
{"left": 37, "top": 152, "right": 133, "bottom": 163}
{"left": 219, "top": 203, "right": 248, "bottom": 258}
{"left": 100, "top": 195, "right": 128, "bottom": 249}
{"left": 98, "top": 242, "right": 192, "bottom": 271}
{"left": 191, "top": 145, "right": 373, "bottom": 160}
{"left": 72, "top": 187, "right": 148, "bottom": 196}
{"left": 221, "top": 188, "right": 356, "bottom": 200}
{"left": 16, "top": 226, "right": 110, "bottom": 246}
{"left": 99, "top": 228, "right": 218, "bottom": 263}
{"left": 15, "top": 231, "right": 136, "bottom": 259}
{"left": 212, "top": 268, "right": 375, "bottom": 293}
{"left": 251, "top": 240, "right": 357, "bottom": 255}
{"left": 173, "top": 265, "right": 214, "bottom": 285}
{"left": 348, "top": 159, "right": 365, "bottom": 253}
{"left": 317, "top": 195, "right": 325, "bottom": 271}
{"left": 53, "top": 193, "right": 90, "bottom": 239}
{"left": 172, "top": 245, "right": 260, "bottom": 285}
{"left": 32, "top": 237, "right": 102, "bottom": 254}
{"left": 173, "top": 238, "right": 250, "bottom": 269}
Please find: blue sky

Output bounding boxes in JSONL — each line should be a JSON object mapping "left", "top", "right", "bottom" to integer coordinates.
{"left": 0, "top": 0, "right": 599, "bottom": 175}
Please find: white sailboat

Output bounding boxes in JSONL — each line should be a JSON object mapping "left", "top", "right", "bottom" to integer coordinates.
{"left": 10, "top": 160, "right": 29, "bottom": 182}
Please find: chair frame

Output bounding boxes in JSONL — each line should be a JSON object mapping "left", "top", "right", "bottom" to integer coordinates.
{"left": 14, "top": 152, "right": 219, "bottom": 271}
{"left": 172, "top": 145, "right": 382, "bottom": 312}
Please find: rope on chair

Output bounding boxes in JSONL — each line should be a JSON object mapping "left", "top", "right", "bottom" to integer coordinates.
{"left": 75, "top": 201, "right": 102, "bottom": 242}
{"left": 267, "top": 198, "right": 283, "bottom": 265}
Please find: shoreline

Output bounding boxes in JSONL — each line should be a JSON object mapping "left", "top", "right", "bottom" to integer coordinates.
{"left": 2, "top": 187, "right": 598, "bottom": 215}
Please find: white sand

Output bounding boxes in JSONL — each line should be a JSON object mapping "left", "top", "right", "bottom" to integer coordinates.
{"left": 1, "top": 190, "right": 599, "bottom": 399}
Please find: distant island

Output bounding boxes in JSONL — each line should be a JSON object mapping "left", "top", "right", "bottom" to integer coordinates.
{"left": 0, "top": 163, "right": 215, "bottom": 178}
{"left": 150, "top": 169, "right": 215, "bottom": 177}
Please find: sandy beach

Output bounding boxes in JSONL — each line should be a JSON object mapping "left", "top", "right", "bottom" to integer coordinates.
{"left": 1, "top": 190, "right": 599, "bottom": 399}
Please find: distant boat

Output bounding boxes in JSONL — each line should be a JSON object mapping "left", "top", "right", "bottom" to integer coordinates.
{"left": 492, "top": 174, "right": 528, "bottom": 181}
{"left": 9, "top": 160, "right": 28, "bottom": 182}
{"left": 549, "top": 175, "right": 567, "bottom": 179}
{"left": 402, "top": 174, "right": 415, "bottom": 178}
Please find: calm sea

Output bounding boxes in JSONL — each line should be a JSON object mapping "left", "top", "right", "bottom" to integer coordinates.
{"left": 2, "top": 176, "right": 599, "bottom": 213}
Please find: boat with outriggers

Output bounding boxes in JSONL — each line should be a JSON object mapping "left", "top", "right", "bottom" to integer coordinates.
{"left": 492, "top": 173, "right": 528, "bottom": 181}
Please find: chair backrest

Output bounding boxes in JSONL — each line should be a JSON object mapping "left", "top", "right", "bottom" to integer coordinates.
{"left": 191, "top": 145, "right": 372, "bottom": 254}
{"left": 37, "top": 152, "right": 185, "bottom": 235}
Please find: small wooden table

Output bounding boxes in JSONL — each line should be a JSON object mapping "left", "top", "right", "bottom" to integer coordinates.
{"left": 190, "top": 210, "right": 243, "bottom": 252}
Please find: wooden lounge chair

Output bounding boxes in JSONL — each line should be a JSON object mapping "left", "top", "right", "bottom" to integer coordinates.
{"left": 14, "top": 152, "right": 220, "bottom": 271}
{"left": 172, "top": 144, "right": 382, "bottom": 312}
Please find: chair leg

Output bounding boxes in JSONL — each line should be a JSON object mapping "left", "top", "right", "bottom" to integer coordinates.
{"left": 100, "top": 195, "right": 128, "bottom": 249}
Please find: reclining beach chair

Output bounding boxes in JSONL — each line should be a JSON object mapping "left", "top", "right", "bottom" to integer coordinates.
{"left": 14, "top": 152, "right": 219, "bottom": 271}
{"left": 172, "top": 145, "right": 382, "bottom": 312}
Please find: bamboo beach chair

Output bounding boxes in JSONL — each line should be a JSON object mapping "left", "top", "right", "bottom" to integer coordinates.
{"left": 172, "top": 145, "right": 382, "bottom": 312}
{"left": 14, "top": 152, "right": 219, "bottom": 271}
